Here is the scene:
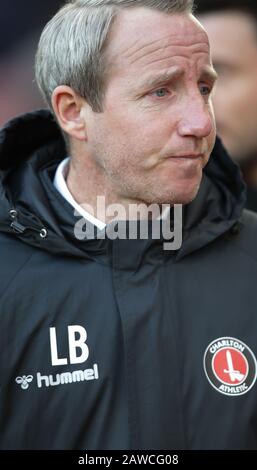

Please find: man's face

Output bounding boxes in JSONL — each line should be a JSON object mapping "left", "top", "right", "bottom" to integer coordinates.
{"left": 199, "top": 11, "right": 257, "bottom": 164}
{"left": 84, "top": 8, "right": 216, "bottom": 205}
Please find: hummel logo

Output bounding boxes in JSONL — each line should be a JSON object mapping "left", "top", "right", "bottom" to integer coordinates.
{"left": 15, "top": 375, "right": 33, "bottom": 390}
{"left": 14, "top": 325, "right": 100, "bottom": 392}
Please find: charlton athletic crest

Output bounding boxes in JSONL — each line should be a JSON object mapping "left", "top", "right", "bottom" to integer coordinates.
{"left": 204, "top": 337, "right": 257, "bottom": 396}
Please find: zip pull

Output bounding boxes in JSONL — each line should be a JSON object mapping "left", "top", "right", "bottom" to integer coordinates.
{"left": 9, "top": 209, "right": 48, "bottom": 239}
{"left": 10, "top": 220, "right": 27, "bottom": 234}
{"left": 9, "top": 209, "right": 26, "bottom": 234}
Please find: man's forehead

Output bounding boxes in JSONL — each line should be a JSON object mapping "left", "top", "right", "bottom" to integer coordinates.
{"left": 107, "top": 9, "right": 210, "bottom": 63}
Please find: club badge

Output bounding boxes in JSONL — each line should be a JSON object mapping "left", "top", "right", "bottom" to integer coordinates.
{"left": 204, "top": 337, "right": 257, "bottom": 396}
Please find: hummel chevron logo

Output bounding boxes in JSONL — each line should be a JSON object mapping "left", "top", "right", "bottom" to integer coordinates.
{"left": 15, "top": 375, "right": 33, "bottom": 390}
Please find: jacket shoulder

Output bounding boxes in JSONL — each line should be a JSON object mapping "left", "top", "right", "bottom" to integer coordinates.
{"left": 232, "top": 209, "right": 257, "bottom": 262}
{"left": 0, "top": 232, "right": 35, "bottom": 299}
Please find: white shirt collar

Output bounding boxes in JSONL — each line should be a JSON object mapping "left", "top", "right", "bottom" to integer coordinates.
{"left": 53, "top": 157, "right": 106, "bottom": 230}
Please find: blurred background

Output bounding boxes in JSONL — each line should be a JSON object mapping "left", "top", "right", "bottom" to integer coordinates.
{"left": 195, "top": 0, "right": 257, "bottom": 210}
{"left": 0, "top": 0, "right": 62, "bottom": 126}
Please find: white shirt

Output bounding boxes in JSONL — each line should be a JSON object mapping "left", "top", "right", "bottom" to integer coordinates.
{"left": 53, "top": 157, "right": 106, "bottom": 230}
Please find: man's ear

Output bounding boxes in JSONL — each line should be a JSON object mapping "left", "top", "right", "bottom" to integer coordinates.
{"left": 51, "top": 86, "right": 88, "bottom": 141}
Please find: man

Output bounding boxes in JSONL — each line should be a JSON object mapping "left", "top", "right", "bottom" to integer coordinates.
{"left": 195, "top": 0, "right": 257, "bottom": 211}
{"left": 0, "top": 0, "right": 257, "bottom": 451}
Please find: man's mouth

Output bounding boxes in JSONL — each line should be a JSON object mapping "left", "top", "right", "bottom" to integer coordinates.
{"left": 167, "top": 153, "right": 204, "bottom": 159}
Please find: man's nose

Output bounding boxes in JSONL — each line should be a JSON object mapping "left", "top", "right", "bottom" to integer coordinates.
{"left": 177, "top": 96, "right": 214, "bottom": 138}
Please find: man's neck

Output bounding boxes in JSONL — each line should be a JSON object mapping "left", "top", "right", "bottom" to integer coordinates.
{"left": 66, "top": 158, "right": 168, "bottom": 224}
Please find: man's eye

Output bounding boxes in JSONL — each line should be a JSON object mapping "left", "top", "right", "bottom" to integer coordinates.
{"left": 199, "top": 84, "right": 212, "bottom": 96}
{"left": 151, "top": 88, "right": 169, "bottom": 98}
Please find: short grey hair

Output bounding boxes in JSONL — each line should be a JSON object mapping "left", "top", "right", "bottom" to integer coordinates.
{"left": 35, "top": 0, "right": 194, "bottom": 113}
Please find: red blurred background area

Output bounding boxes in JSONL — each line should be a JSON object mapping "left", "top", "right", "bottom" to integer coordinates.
{"left": 0, "top": 0, "right": 63, "bottom": 126}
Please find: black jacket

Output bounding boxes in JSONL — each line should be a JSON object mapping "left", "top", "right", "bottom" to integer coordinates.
{"left": 1, "top": 110, "right": 257, "bottom": 450}
{"left": 246, "top": 185, "right": 257, "bottom": 212}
